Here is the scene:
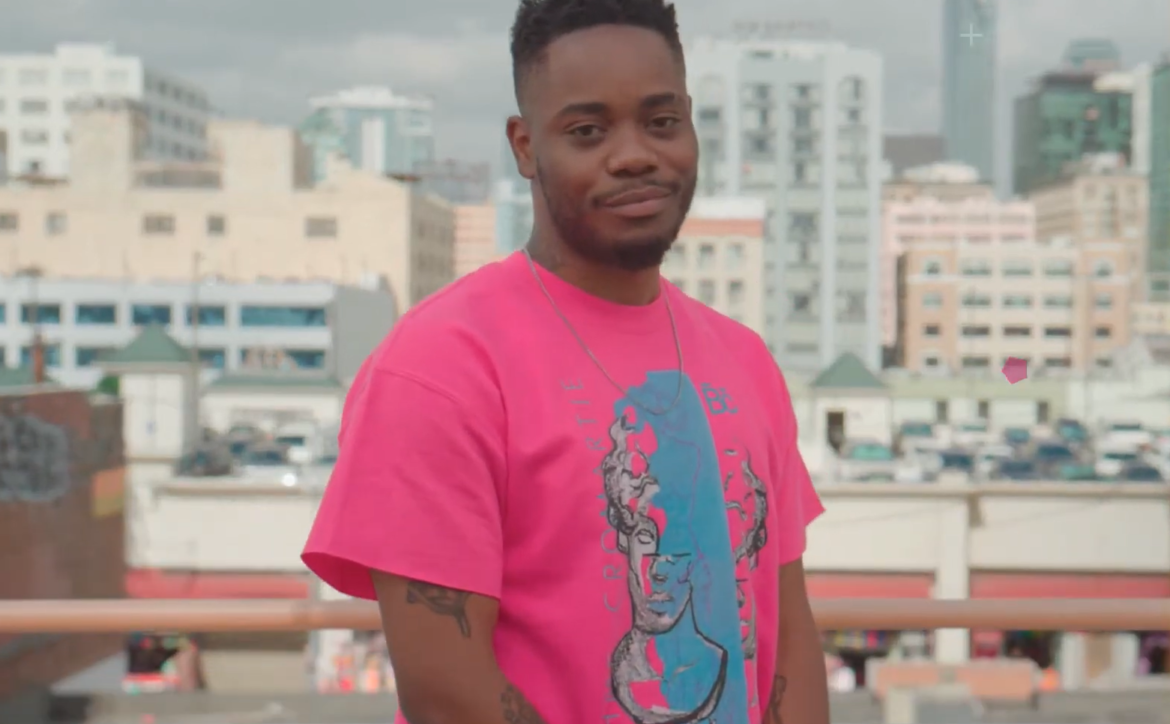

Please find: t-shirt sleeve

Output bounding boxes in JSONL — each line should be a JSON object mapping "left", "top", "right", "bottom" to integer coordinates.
{"left": 759, "top": 343, "right": 824, "bottom": 566}
{"left": 302, "top": 361, "right": 506, "bottom": 601}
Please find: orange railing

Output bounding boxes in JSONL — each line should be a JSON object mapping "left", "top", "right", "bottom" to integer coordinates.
{"left": 0, "top": 599, "right": 1166, "bottom": 633}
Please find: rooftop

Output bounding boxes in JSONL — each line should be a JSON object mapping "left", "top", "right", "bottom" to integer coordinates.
{"left": 100, "top": 325, "right": 190, "bottom": 366}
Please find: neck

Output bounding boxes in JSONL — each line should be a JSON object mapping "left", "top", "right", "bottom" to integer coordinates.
{"left": 525, "top": 237, "right": 661, "bottom": 306}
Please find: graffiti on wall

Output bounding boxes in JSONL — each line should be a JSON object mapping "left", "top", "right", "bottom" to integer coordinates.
{"left": 0, "top": 400, "right": 72, "bottom": 502}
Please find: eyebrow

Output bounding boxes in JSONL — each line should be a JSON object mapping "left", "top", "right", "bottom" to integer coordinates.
{"left": 554, "top": 92, "right": 682, "bottom": 119}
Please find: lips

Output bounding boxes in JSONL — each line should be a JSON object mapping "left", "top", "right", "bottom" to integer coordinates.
{"left": 603, "top": 185, "right": 672, "bottom": 207}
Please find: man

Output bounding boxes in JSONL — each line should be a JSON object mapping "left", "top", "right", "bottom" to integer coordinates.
{"left": 302, "top": 0, "right": 829, "bottom": 722}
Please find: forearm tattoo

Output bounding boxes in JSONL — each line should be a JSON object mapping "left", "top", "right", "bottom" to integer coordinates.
{"left": 501, "top": 683, "right": 547, "bottom": 724}
{"left": 766, "top": 674, "right": 787, "bottom": 723}
{"left": 404, "top": 581, "right": 472, "bottom": 638}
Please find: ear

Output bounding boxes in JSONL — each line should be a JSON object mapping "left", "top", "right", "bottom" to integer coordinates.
{"left": 506, "top": 115, "right": 536, "bottom": 180}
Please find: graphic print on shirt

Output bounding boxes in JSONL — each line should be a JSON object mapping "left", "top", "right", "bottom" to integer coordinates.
{"left": 599, "top": 370, "right": 769, "bottom": 724}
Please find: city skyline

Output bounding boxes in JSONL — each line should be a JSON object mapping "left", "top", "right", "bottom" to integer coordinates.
{"left": 3, "top": 0, "right": 1167, "bottom": 182}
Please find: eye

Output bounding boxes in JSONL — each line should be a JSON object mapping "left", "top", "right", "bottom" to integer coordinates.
{"left": 649, "top": 116, "right": 680, "bottom": 130}
{"left": 569, "top": 124, "right": 603, "bottom": 138}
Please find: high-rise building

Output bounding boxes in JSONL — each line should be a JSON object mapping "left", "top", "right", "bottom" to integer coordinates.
{"left": 686, "top": 36, "right": 884, "bottom": 373}
{"left": 1062, "top": 39, "right": 1122, "bottom": 73}
{"left": 1149, "top": 58, "right": 1170, "bottom": 301}
{"left": 0, "top": 43, "right": 211, "bottom": 179}
{"left": 454, "top": 204, "right": 503, "bottom": 277}
{"left": 882, "top": 133, "right": 945, "bottom": 180}
{"left": 298, "top": 86, "right": 434, "bottom": 184}
{"left": 941, "top": 0, "right": 997, "bottom": 184}
{"left": 494, "top": 136, "right": 534, "bottom": 255}
{"left": 1012, "top": 49, "right": 1134, "bottom": 195}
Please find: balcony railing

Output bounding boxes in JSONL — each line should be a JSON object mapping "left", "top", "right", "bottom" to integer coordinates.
{"left": 0, "top": 599, "right": 1166, "bottom": 633}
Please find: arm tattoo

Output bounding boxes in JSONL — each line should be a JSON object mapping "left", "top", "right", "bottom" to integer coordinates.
{"left": 501, "top": 683, "right": 546, "bottom": 724}
{"left": 766, "top": 674, "right": 787, "bottom": 723}
{"left": 404, "top": 581, "right": 471, "bottom": 638}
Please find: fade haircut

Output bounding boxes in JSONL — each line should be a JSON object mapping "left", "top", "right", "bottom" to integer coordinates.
{"left": 509, "top": 0, "right": 684, "bottom": 104}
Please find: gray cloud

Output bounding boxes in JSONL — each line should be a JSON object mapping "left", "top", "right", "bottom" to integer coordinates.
{"left": 2, "top": 0, "right": 1166, "bottom": 176}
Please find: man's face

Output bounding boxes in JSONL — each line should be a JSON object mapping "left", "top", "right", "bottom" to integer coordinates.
{"left": 509, "top": 24, "right": 698, "bottom": 271}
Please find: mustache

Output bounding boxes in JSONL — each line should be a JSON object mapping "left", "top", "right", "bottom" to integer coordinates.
{"left": 595, "top": 180, "right": 679, "bottom": 205}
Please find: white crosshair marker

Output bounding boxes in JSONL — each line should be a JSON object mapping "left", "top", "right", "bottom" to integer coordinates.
{"left": 960, "top": 22, "right": 983, "bottom": 47}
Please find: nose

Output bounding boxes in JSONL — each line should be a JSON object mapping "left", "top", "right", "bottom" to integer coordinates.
{"left": 605, "top": 124, "right": 658, "bottom": 178}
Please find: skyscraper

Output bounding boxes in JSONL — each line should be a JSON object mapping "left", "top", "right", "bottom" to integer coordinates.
{"left": 686, "top": 36, "right": 884, "bottom": 374}
{"left": 941, "top": 0, "right": 997, "bottom": 185}
{"left": 1149, "top": 58, "right": 1170, "bottom": 300}
{"left": 297, "top": 86, "right": 434, "bottom": 184}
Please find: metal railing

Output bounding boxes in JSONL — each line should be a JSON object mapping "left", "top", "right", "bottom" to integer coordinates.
{"left": 0, "top": 599, "right": 1166, "bottom": 633}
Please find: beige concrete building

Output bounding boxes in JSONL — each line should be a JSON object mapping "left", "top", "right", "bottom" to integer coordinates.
{"left": 896, "top": 234, "right": 1136, "bottom": 374}
{"left": 882, "top": 162, "right": 996, "bottom": 204}
{"left": 1028, "top": 153, "right": 1148, "bottom": 298}
{"left": 661, "top": 197, "right": 767, "bottom": 336}
{"left": 1132, "top": 301, "right": 1170, "bottom": 335}
{"left": 0, "top": 97, "right": 455, "bottom": 312}
{"left": 454, "top": 203, "right": 503, "bottom": 277}
{"left": 882, "top": 188, "right": 1032, "bottom": 347}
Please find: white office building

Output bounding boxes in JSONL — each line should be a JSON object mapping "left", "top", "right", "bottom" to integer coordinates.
{"left": 298, "top": 86, "right": 434, "bottom": 183}
{"left": 0, "top": 43, "right": 211, "bottom": 178}
{"left": 686, "top": 36, "right": 884, "bottom": 373}
{"left": 0, "top": 275, "right": 397, "bottom": 388}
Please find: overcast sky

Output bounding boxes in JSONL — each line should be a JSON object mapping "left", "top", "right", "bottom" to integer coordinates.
{"left": 3, "top": 0, "right": 1167, "bottom": 180}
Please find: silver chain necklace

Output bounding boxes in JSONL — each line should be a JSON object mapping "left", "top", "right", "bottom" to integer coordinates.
{"left": 523, "top": 249, "right": 685, "bottom": 416}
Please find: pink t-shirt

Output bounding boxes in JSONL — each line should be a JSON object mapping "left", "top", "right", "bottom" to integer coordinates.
{"left": 303, "top": 251, "right": 824, "bottom": 724}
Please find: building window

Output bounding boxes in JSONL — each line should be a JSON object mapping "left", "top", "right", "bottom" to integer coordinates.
{"left": 198, "top": 348, "right": 226, "bottom": 369}
{"left": 1042, "top": 295, "right": 1073, "bottom": 309}
{"left": 1093, "top": 260, "right": 1114, "bottom": 278}
{"left": 726, "top": 243, "right": 744, "bottom": 270}
{"left": 143, "top": 214, "right": 176, "bottom": 235}
{"left": 1044, "top": 357, "right": 1072, "bottom": 368}
{"left": 20, "top": 129, "right": 48, "bottom": 145}
{"left": 19, "top": 98, "right": 49, "bottom": 114}
{"left": 935, "top": 399, "right": 949, "bottom": 423}
{"left": 75, "top": 346, "right": 116, "bottom": 367}
{"left": 977, "top": 400, "right": 990, "bottom": 419}
{"left": 727, "top": 281, "right": 744, "bottom": 306}
{"left": 698, "top": 244, "right": 715, "bottom": 270}
{"left": 922, "top": 293, "right": 942, "bottom": 309}
{"left": 20, "top": 344, "right": 60, "bottom": 368}
{"left": 45, "top": 212, "right": 67, "bottom": 235}
{"left": 1094, "top": 293, "right": 1113, "bottom": 309}
{"left": 1043, "top": 326, "right": 1073, "bottom": 338}
{"left": 239, "top": 305, "right": 327, "bottom": 327}
{"left": 1001, "top": 260, "right": 1033, "bottom": 277}
{"left": 1003, "top": 326, "right": 1032, "bottom": 337}
{"left": 186, "top": 305, "right": 226, "bottom": 326}
{"left": 1094, "top": 326, "right": 1112, "bottom": 339}
{"left": 697, "top": 107, "right": 721, "bottom": 123}
{"left": 922, "top": 354, "right": 941, "bottom": 368}
{"left": 961, "top": 325, "right": 991, "bottom": 337}
{"left": 960, "top": 260, "right": 991, "bottom": 276}
{"left": 0, "top": 213, "right": 17, "bottom": 232}
{"left": 791, "top": 293, "right": 811, "bottom": 314}
{"left": 923, "top": 324, "right": 941, "bottom": 337}
{"left": 698, "top": 280, "right": 716, "bottom": 305}
{"left": 962, "top": 293, "right": 992, "bottom": 308}
{"left": 21, "top": 303, "right": 61, "bottom": 324}
{"left": 75, "top": 304, "right": 117, "bottom": 325}
{"left": 285, "top": 349, "right": 327, "bottom": 369}
{"left": 1002, "top": 294, "right": 1032, "bottom": 309}
{"left": 206, "top": 215, "right": 226, "bottom": 236}
{"left": 131, "top": 304, "right": 173, "bottom": 326}
{"left": 305, "top": 216, "right": 338, "bottom": 238}
{"left": 961, "top": 356, "right": 991, "bottom": 368}
{"left": 1043, "top": 260, "right": 1074, "bottom": 277}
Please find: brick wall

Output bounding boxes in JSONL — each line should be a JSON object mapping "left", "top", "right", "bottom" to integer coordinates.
{"left": 0, "top": 388, "right": 126, "bottom": 700}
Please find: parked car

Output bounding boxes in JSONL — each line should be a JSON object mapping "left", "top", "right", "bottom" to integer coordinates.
{"left": 1098, "top": 421, "right": 1152, "bottom": 452}
{"left": 837, "top": 440, "right": 896, "bottom": 482}
{"left": 1095, "top": 449, "right": 1141, "bottom": 479}
{"left": 975, "top": 444, "right": 1014, "bottom": 478}
{"left": 1002, "top": 426, "right": 1032, "bottom": 448}
{"left": 894, "top": 421, "right": 942, "bottom": 457}
{"left": 1119, "top": 463, "right": 1165, "bottom": 483}
{"left": 1056, "top": 463, "right": 1099, "bottom": 482}
{"left": 1025, "top": 440, "right": 1078, "bottom": 475}
{"left": 993, "top": 459, "right": 1040, "bottom": 481}
{"left": 952, "top": 420, "right": 995, "bottom": 450}
{"left": 173, "top": 443, "right": 234, "bottom": 477}
{"left": 1054, "top": 418, "right": 1089, "bottom": 446}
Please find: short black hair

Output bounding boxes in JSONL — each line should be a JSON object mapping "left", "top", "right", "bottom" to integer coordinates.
{"left": 510, "top": 0, "right": 683, "bottom": 101}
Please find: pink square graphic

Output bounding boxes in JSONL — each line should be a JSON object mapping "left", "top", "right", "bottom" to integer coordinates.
{"left": 1001, "top": 357, "right": 1028, "bottom": 384}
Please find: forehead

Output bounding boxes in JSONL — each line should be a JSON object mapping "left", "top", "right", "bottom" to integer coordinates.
{"left": 528, "top": 24, "right": 685, "bottom": 114}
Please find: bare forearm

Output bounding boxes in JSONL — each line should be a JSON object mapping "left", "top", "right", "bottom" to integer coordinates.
{"left": 767, "top": 561, "right": 830, "bottom": 724}
{"left": 399, "top": 670, "right": 550, "bottom": 724}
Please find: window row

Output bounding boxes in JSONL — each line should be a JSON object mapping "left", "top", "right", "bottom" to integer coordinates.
{"left": 918, "top": 292, "right": 1115, "bottom": 309}
{"left": 919, "top": 258, "right": 1116, "bottom": 278}
{"left": 664, "top": 242, "right": 745, "bottom": 271}
{"left": 0, "top": 211, "right": 340, "bottom": 238}
{"left": 920, "top": 324, "right": 1113, "bottom": 339}
{"left": 1, "top": 345, "right": 327, "bottom": 370}
{"left": 0, "top": 303, "right": 328, "bottom": 328}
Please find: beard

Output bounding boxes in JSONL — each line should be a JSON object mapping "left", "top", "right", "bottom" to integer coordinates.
{"left": 535, "top": 163, "right": 696, "bottom": 272}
